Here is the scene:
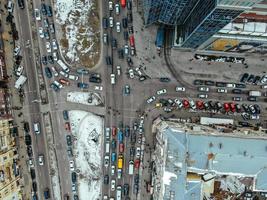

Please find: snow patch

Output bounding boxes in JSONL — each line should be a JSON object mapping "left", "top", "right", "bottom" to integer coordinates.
{"left": 163, "top": 171, "right": 177, "bottom": 185}
{"left": 67, "top": 91, "right": 103, "bottom": 106}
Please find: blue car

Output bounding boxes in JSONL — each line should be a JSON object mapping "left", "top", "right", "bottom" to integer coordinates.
{"left": 118, "top": 130, "right": 123, "bottom": 142}
{"left": 111, "top": 152, "right": 116, "bottom": 163}
{"left": 77, "top": 82, "right": 89, "bottom": 89}
{"left": 44, "top": 67, "right": 52, "bottom": 78}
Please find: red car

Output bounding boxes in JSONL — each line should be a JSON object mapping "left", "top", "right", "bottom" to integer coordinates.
{"left": 224, "top": 103, "right": 230, "bottom": 112}
{"left": 196, "top": 100, "right": 204, "bottom": 109}
{"left": 119, "top": 143, "right": 124, "bottom": 153}
{"left": 112, "top": 127, "right": 117, "bottom": 136}
{"left": 183, "top": 99, "right": 189, "bottom": 108}
{"left": 65, "top": 122, "right": 71, "bottom": 131}
{"left": 134, "top": 159, "right": 140, "bottom": 169}
{"left": 230, "top": 103, "right": 236, "bottom": 112}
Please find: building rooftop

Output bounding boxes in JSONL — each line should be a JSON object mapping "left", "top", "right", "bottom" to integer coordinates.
{"left": 153, "top": 121, "right": 267, "bottom": 200}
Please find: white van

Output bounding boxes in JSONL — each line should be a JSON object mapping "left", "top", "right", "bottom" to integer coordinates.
{"left": 33, "top": 123, "right": 40, "bottom": 134}
{"left": 110, "top": 74, "right": 115, "bottom": 85}
{"left": 128, "top": 160, "right": 134, "bottom": 175}
{"left": 105, "top": 128, "right": 110, "bottom": 140}
{"left": 105, "top": 142, "right": 110, "bottom": 154}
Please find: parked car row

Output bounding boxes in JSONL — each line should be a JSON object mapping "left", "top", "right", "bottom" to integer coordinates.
{"left": 240, "top": 73, "right": 267, "bottom": 85}
{"left": 193, "top": 79, "right": 246, "bottom": 88}
{"left": 194, "top": 54, "right": 245, "bottom": 64}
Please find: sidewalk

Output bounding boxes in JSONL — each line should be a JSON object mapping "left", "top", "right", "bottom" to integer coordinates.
{"left": 0, "top": 2, "right": 32, "bottom": 199}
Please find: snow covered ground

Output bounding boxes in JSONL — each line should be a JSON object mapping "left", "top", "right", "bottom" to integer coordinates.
{"left": 55, "top": 0, "right": 100, "bottom": 67}
{"left": 67, "top": 92, "right": 103, "bottom": 106}
{"left": 69, "top": 110, "right": 103, "bottom": 200}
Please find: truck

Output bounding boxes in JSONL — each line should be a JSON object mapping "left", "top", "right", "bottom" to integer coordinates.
{"left": 249, "top": 90, "right": 261, "bottom": 97}
{"left": 128, "top": 160, "right": 134, "bottom": 175}
{"left": 118, "top": 155, "right": 123, "bottom": 169}
{"left": 155, "top": 26, "right": 164, "bottom": 55}
{"left": 15, "top": 75, "right": 27, "bottom": 89}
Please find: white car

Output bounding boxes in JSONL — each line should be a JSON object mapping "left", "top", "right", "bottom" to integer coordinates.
{"left": 38, "top": 154, "right": 44, "bottom": 166}
{"left": 72, "top": 183, "right": 77, "bottom": 193}
{"left": 116, "top": 65, "right": 121, "bottom": 76}
{"left": 109, "top": 17, "right": 114, "bottom": 28}
{"left": 115, "top": 4, "right": 120, "bottom": 15}
{"left": 189, "top": 99, "right": 196, "bottom": 109}
{"left": 198, "top": 87, "right": 209, "bottom": 92}
{"left": 15, "top": 65, "right": 24, "bottom": 76}
{"left": 28, "top": 158, "right": 34, "bottom": 168}
{"left": 104, "top": 155, "right": 109, "bottom": 167}
{"left": 94, "top": 85, "right": 103, "bottom": 91}
{"left": 146, "top": 96, "right": 155, "bottom": 104}
{"left": 174, "top": 98, "right": 183, "bottom": 108}
{"left": 129, "top": 69, "right": 134, "bottom": 79}
{"left": 157, "top": 89, "right": 167, "bottom": 95}
{"left": 52, "top": 39, "right": 58, "bottom": 50}
{"left": 111, "top": 165, "right": 115, "bottom": 176}
{"left": 14, "top": 46, "right": 21, "bottom": 56}
{"left": 217, "top": 88, "right": 227, "bottom": 93}
{"left": 54, "top": 80, "right": 63, "bottom": 88}
{"left": 51, "top": 67, "right": 58, "bottom": 77}
{"left": 46, "top": 42, "right": 51, "bottom": 53}
{"left": 53, "top": 52, "right": 58, "bottom": 61}
{"left": 175, "top": 87, "right": 185, "bottom": 92}
{"left": 35, "top": 9, "right": 41, "bottom": 21}
{"left": 135, "top": 147, "right": 141, "bottom": 158}
{"left": 135, "top": 67, "right": 142, "bottom": 76}
{"left": 124, "top": 45, "right": 129, "bottom": 55}
{"left": 116, "top": 22, "right": 121, "bottom": 33}
{"left": 69, "top": 160, "right": 75, "bottom": 171}
{"left": 111, "top": 179, "right": 116, "bottom": 191}
{"left": 226, "top": 83, "right": 236, "bottom": 88}
{"left": 198, "top": 94, "right": 208, "bottom": 99}
{"left": 108, "top": 1, "right": 113, "bottom": 10}
{"left": 261, "top": 75, "right": 267, "bottom": 84}
{"left": 39, "top": 27, "right": 44, "bottom": 38}
{"left": 60, "top": 70, "right": 69, "bottom": 78}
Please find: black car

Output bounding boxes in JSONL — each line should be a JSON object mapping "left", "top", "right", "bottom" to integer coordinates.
{"left": 41, "top": 56, "right": 48, "bottom": 65}
{"left": 105, "top": 56, "right": 112, "bottom": 65}
{"left": 254, "top": 104, "right": 260, "bottom": 114}
{"left": 24, "top": 122, "right": 30, "bottom": 132}
{"left": 111, "top": 139, "right": 116, "bottom": 150}
{"left": 127, "top": 13, "right": 133, "bottom": 23}
{"left": 73, "top": 195, "right": 79, "bottom": 200}
{"left": 240, "top": 73, "right": 249, "bottom": 83}
{"left": 66, "top": 135, "right": 72, "bottom": 146}
{"left": 47, "top": 5, "right": 53, "bottom": 17}
{"left": 253, "top": 76, "right": 261, "bottom": 85}
{"left": 159, "top": 77, "right": 170, "bottom": 82}
{"left": 235, "top": 83, "right": 246, "bottom": 88}
{"left": 71, "top": 172, "right": 77, "bottom": 183}
{"left": 27, "top": 146, "right": 33, "bottom": 157}
{"left": 134, "top": 174, "right": 139, "bottom": 184}
{"left": 133, "top": 184, "right": 139, "bottom": 194}
{"left": 232, "top": 89, "right": 242, "bottom": 94}
{"left": 47, "top": 55, "right": 54, "bottom": 64}
{"left": 30, "top": 168, "right": 36, "bottom": 179}
{"left": 102, "top": 17, "right": 108, "bottom": 29}
{"left": 235, "top": 104, "right": 241, "bottom": 113}
{"left": 25, "top": 134, "right": 32, "bottom": 146}
{"left": 208, "top": 101, "right": 216, "bottom": 110}
{"left": 242, "top": 104, "right": 249, "bottom": 113}
{"left": 118, "top": 48, "right": 124, "bottom": 59}
{"left": 122, "top": 18, "right": 128, "bottom": 29}
{"left": 127, "top": 57, "right": 133, "bottom": 66}
{"left": 18, "top": 0, "right": 25, "bottom": 9}
{"left": 130, "top": 147, "right": 135, "bottom": 157}
{"left": 41, "top": 3, "right": 47, "bottom": 15}
{"left": 215, "top": 102, "right": 222, "bottom": 110}
{"left": 32, "top": 181, "right": 37, "bottom": 192}
{"left": 127, "top": 1, "right": 132, "bottom": 10}
{"left": 247, "top": 74, "right": 255, "bottom": 83}
{"left": 216, "top": 82, "right": 226, "bottom": 87}
{"left": 205, "top": 80, "right": 215, "bottom": 86}
{"left": 238, "top": 121, "right": 251, "bottom": 127}
{"left": 89, "top": 77, "right": 101, "bottom": 83}
{"left": 45, "top": 67, "right": 52, "bottom": 78}
{"left": 123, "top": 31, "right": 129, "bottom": 40}
{"left": 123, "top": 184, "right": 129, "bottom": 196}
{"left": 194, "top": 79, "right": 204, "bottom": 85}
{"left": 104, "top": 175, "right": 109, "bottom": 184}
{"left": 130, "top": 132, "right": 136, "bottom": 144}
{"left": 112, "top": 38, "right": 117, "bottom": 49}
{"left": 247, "top": 96, "right": 257, "bottom": 102}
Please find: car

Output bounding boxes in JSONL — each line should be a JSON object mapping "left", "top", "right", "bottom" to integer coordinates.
{"left": 260, "top": 75, "right": 267, "bottom": 84}
{"left": 69, "top": 160, "right": 75, "bottom": 171}
{"left": 30, "top": 168, "right": 36, "bottom": 179}
{"left": 146, "top": 96, "right": 156, "bottom": 104}
{"left": 123, "top": 31, "right": 129, "bottom": 40}
{"left": 52, "top": 51, "right": 58, "bottom": 61}
{"left": 250, "top": 114, "right": 259, "bottom": 120}
{"left": 127, "top": 0, "right": 132, "bottom": 10}
{"left": 50, "top": 66, "right": 58, "bottom": 77}
{"left": 174, "top": 98, "right": 183, "bottom": 108}
{"left": 124, "top": 85, "right": 130, "bottom": 95}
{"left": 235, "top": 104, "right": 241, "bottom": 113}
{"left": 226, "top": 83, "right": 236, "bottom": 88}
{"left": 139, "top": 75, "right": 146, "bottom": 82}
{"left": 217, "top": 88, "right": 227, "bottom": 93}
{"left": 41, "top": 3, "right": 47, "bottom": 15}
{"left": 163, "top": 107, "right": 172, "bottom": 113}
{"left": 128, "top": 26, "right": 134, "bottom": 34}
{"left": 44, "top": 30, "right": 50, "bottom": 40}
{"left": 135, "top": 67, "right": 142, "bottom": 76}
{"left": 127, "top": 57, "right": 133, "bottom": 66}
{"left": 157, "top": 89, "right": 167, "bottom": 95}
{"left": 193, "top": 79, "right": 204, "bottom": 85}
{"left": 47, "top": 55, "right": 54, "bottom": 64}
{"left": 111, "top": 165, "right": 115, "bottom": 176}
{"left": 28, "top": 158, "right": 34, "bottom": 168}
{"left": 205, "top": 80, "right": 215, "bottom": 86}
{"left": 104, "top": 175, "right": 109, "bottom": 185}
{"left": 109, "top": 17, "right": 114, "bottom": 28}
{"left": 24, "top": 135, "right": 31, "bottom": 147}
{"left": 46, "top": 42, "right": 51, "bottom": 53}
{"left": 176, "top": 87, "right": 185, "bottom": 92}
{"left": 159, "top": 77, "right": 171, "bottom": 82}
{"left": 111, "top": 180, "right": 116, "bottom": 191}
{"left": 27, "top": 146, "right": 33, "bottom": 157}
{"left": 247, "top": 96, "right": 257, "bottom": 102}
{"left": 35, "top": 8, "right": 41, "bottom": 20}
{"left": 241, "top": 112, "right": 250, "bottom": 121}
{"left": 112, "top": 127, "right": 116, "bottom": 136}
{"left": 129, "top": 69, "right": 134, "bottom": 79}
{"left": 119, "top": 143, "right": 124, "bottom": 153}
{"left": 104, "top": 155, "right": 109, "bottom": 167}
{"left": 108, "top": 1, "right": 113, "bottom": 10}
{"left": 198, "top": 87, "right": 209, "bottom": 92}
{"left": 32, "top": 181, "right": 37, "bottom": 192}
{"left": 53, "top": 80, "right": 63, "bottom": 89}
{"left": 249, "top": 104, "right": 256, "bottom": 114}
{"left": 39, "top": 27, "right": 44, "bottom": 38}
{"left": 127, "top": 13, "right": 133, "bottom": 23}
{"left": 240, "top": 73, "right": 249, "bottom": 83}
{"left": 122, "top": 18, "right": 128, "bottom": 28}
{"left": 118, "top": 48, "right": 124, "bottom": 59}
{"left": 253, "top": 76, "right": 261, "bottom": 84}
{"left": 66, "top": 135, "right": 72, "bottom": 146}
{"left": 188, "top": 99, "right": 196, "bottom": 109}
{"left": 44, "top": 67, "right": 52, "bottom": 78}
{"left": 254, "top": 104, "right": 260, "bottom": 114}
{"left": 43, "top": 18, "right": 49, "bottom": 28}
{"left": 50, "top": 83, "right": 59, "bottom": 92}
{"left": 182, "top": 99, "right": 189, "bottom": 108}
{"left": 71, "top": 172, "right": 77, "bottom": 183}
{"left": 198, "top": 94, "right": 208, "bottom": 99}
{"left": 65, "top": 122, "right": 71, "bottom": 131}
{"left": 49, "top": 23, "right": 55, "bottom": 33}
{"left": 59, "top": 78, "right": 70, "bottom": 86}
{"left": 123, "top": 45, "right": 129, "bottom": 55}
{"left": 233, "top": 97, "right": 242, "bottom": 101}
{"left": 111, "top": 139, "right": 116, "bottom": 150}
{"left": 41, "top": 56, "right": 47, "bottom": 65}
{"left": 232, "top": 89, "right": 242, "bottom": 94}
{"left": 106, "top": 56, "right": 112, "bottom": 65}
{"left": 235, "top": 83, "right": 246, "bottom": 88}
{"left": 216, "top": 82, "right": 227, "bottom": 87}
{"left": 14, "top": 46, "right": 21, "bottom": 56}
{"left": 77, "top": 82, "right": 89, "bottom": 89}
{"left": 242, "top": 104, "right": 249, "bottom": 113}
{"left": 135, "top": 147, "right": 141, "bottom": 158}
{"left": 15, "top": 65, "right": 24, "bottom": 76}
{"left": 67, "top": 147, "right": 73, "bottom": 157}
{"left": 52, "top": 39, "right": 58, "bottom": 50}
{"left": 115, "top": 3, "right": 120, "bottom": 14}
{"left": 38, "top": 154, "right": 44, "bottom": 166}
{"left": 231, "top": 103, "right": 237, "bottom": 113}
{"left": 224, "top": 103, "right": 230, "bottom": 112}
{"left": 247, "top": 74, "right": 255, "bottom": 83}
{"left": 72, "top": 183, "right": 77, "bottom": 193}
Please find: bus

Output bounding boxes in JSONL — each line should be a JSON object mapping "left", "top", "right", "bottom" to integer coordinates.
{"left": 57, "top": 60, "right": 70, "bottom": 73}
{"left": 120, "top": 0, "right": 126, "bottom": 8}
